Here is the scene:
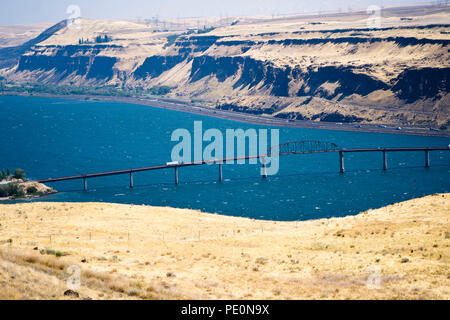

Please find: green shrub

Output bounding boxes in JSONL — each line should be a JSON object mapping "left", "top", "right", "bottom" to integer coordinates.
{"left": 13, "top": 168, "right": 26, "bottom": 180}
{"left": 8, "top": 183, "right": 18, "bottom": 195}
{"left": 13, "top": 188, "right": 25, "bottom": 199}
{"left": 0, "top": 183, "right": 26, "bottom": 198}
{"left": 26, "top": 186, "right": 38, "bottom": 194}
{"left": 4, "top": 183, "right": 17, "bottom": 196}
{"left": 40, "top": 249, "right": 61, "bottom": 256}
{"left": 148, "top": 86, "right": 171, "bottom": 96}
{"left": 127, "top": 289, "right": 139, "bottom": 297}
{"left": 0, "top": 185, "right": 8, "bottom": 197}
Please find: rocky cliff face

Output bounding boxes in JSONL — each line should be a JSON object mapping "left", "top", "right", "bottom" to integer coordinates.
{"left": 0, "top": 6, "right": 449, "bottom": 127}
{"left": 393, "top": 67, "right": 450, "bottom": 103}
{"left": 16, "top": 46, "right": 118, "bottom": 81}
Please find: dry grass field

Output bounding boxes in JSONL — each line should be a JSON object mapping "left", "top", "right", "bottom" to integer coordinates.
{"left": 0, "top": 194, "right": 449, "bottom": 300}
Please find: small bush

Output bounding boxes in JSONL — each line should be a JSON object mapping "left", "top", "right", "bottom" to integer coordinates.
{"left": 0, "top": 185, "right": 8, "bottom": 197}
{"left": 255, "top": 257, "right": 268, "bottom": 265}
{"left": 7, "top": 183, "right": 18, "bottom": 195}
{"left": 26, "top": 186, "right": 38, "bottom": 194}
{"left": 0, "top": 183, "right": 23, "bottom": 197}
{"left": 127, "top": 289, "right": 139, "bottom": 297}
{"left": 14, "top": 189, "right": 25, "bottom": 198}
{"left": 13, "top": 168, "right": 26, "bottom": 180}
{"left": 40, "top": 249, "right": 63, "bottom": 257}
{"left": 148, "top": 86, "right": 171, "bottom": 96}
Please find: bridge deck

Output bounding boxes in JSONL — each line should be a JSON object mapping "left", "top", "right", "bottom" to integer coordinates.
{"left": 36, "top": 146, "right": 450, "bottom": 184}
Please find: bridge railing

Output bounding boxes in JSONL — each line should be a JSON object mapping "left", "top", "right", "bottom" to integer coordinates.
{"left": 269, "top": 140, "right": 339, "bottom": 156}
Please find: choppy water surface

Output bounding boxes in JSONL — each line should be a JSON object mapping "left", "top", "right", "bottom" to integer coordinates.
{"left": 1, "top": 95, "right": 449, "bottom": 220}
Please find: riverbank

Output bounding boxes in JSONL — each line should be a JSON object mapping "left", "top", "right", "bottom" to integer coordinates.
{"left": 0, "top": 193, "right": 448, "bottom": 299}
{"left": 2, "top": 92, "right": 449, "bottom": 137}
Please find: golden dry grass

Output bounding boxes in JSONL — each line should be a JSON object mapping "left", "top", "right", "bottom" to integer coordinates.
{"left": 0, "top": 194, "right": 449, "bottom": 300}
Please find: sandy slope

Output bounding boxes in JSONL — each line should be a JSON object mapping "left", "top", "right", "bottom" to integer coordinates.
{"left": 0, "top": 194, "right": 448, "bottom": 300}
{"left": 0, "top": 23, "right": 52, "bottom": 48}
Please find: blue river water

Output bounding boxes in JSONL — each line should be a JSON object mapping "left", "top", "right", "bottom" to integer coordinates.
{"left": 0, "top": 95, "right": 449, "bottom": 220}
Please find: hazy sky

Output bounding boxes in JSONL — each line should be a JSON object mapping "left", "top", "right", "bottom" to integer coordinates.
{"left": 0, "top": 0, "right": 433, "bottom": 25}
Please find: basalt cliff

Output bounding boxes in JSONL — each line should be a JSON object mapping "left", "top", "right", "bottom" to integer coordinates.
{"left": 0, "top": 5, "right": 449, "bottom": 127}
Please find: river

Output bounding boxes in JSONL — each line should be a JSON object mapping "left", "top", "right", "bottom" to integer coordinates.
{"left": 0, "top": 95, "right": 449, "bottom": 220}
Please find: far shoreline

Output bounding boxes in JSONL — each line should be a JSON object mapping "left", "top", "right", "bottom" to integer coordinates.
{"left": 0, "top": 190, "right": 58, "bottom": 203}
{"left": 2, "top": 92, "right": 450, "bottom": 138}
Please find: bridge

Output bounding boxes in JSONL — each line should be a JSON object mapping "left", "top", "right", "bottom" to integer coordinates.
{"left": 36, "top": 141, "right": 450, "bottom": 191}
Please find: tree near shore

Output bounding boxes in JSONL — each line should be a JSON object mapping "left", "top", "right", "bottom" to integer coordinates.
{"left": 13, "top": 168, "right": 26, "bottom": 180}
{"left": 0, "top": 183, "right": 24, "bottom": 198}
{"left": 1, "top": 168, "right": 27, "bottom": 181}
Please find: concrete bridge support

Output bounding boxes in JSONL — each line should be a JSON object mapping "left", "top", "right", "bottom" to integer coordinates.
{"left": 175, "top": 167, "right": 179, "bottom": 185}
{"left": 425, "top": 150, "right": 430, "bottom": 168}
{"left": 219, "top": 163, "right": 223, "bottom": 182}
{"left": 83, "top": 177, "right": 87, "bottom": 191}
{"left": 339, "top": 151, "right": 345, "bottom": 174}
{"left": 130, "top": 172, "right": 134, "bottom": 188}
{"left": 261, "top": 157, "right": 267, "bottom": 179}
{"left": 383, "top": 151, "right": 388, "bottom": 171}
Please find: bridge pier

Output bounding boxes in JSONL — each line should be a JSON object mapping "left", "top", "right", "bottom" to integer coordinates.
{"left": 130, "top": 171, "right": 134, "bottom": 188}
{"left": 339, "top": 151, "right": 345, "bottom": 174}
{"left": 175, "top": 166, "right": 179, "bottom": 185}
{"left": 383, "top": 151, "right": 387, "bottom": 171}
{"left": 83, "top": 177, "right": 87, "bottom": 192}
{"left": 261, "top": 157, "right": 267, "bottom": 179}
{"left": 219, "top": 163, "right": 223, "bottom": 182}
{"left": 425, "top": 150, "right": 430, "bottom": 168}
